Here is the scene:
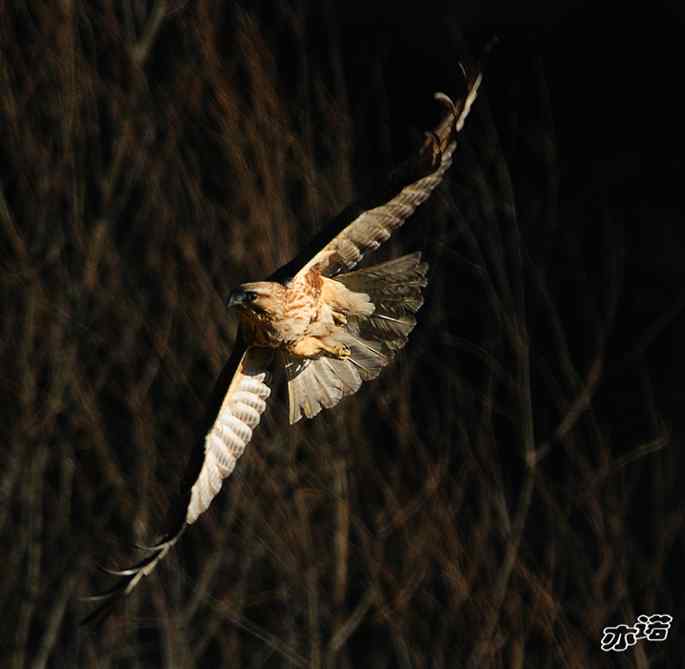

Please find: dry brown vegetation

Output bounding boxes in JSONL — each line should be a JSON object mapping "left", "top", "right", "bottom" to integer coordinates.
{"left": 1, "top": 2, "right": 682, "bottom": 667}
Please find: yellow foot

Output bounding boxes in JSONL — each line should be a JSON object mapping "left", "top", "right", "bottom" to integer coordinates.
{"left": 290, "top": 336, "right": 350, "bottom": 359}
{"left": 331, "top": 344, "right": 351, "bottom": 358}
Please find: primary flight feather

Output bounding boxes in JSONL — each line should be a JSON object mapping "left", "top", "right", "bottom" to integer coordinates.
{"left": 83, "top": 63, "right": 482, "bottom": 624}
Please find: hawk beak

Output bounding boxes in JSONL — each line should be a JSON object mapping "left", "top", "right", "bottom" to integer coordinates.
{"left": 226, "top": 289, "right": 255, "bottom": 309}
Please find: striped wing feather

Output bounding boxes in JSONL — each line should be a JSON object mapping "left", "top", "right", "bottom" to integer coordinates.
{"left": 187, "top": 346, "right": 272, "bottom": 523}
{"left": 285, "top": 70, "right": 481, "bottom": 281}
{"left": 82, "top": 343, "right": 272, "bottom": 625}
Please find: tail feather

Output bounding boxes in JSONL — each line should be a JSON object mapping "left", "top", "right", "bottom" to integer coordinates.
{"left": 286, "top": 355, "right": 362, "bottom": 423}
{"left": 355, "top": 312, "right": 416, "bottom": 350}
{"left": 339, "top": 252, "right": 428, "bottom": 351}
{"left": 337, "top": 330, "right": 390, "bottom": 380}
{"left": 286, "top": 252, "right": 428, "bottom": 423}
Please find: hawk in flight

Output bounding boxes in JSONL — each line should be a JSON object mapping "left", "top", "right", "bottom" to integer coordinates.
{"left": 84, "top": 64, "right": 482, "bottom": 624}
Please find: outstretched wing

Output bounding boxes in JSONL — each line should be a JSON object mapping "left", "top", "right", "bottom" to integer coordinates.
{"left": 269, "top": 66, "right": 482, "bottom": 283}
{"left": 82, "top": 341, "right": 273, "bottom": 625}
{"left": 185, "top": 345, "right": 273, "bottom": 523}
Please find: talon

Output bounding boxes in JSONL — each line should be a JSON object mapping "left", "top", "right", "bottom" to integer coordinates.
{"left": 336, "top": 344, "right": 351, "bottom": 358}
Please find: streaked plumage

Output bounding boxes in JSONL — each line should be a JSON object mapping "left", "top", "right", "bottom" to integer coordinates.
{"left": 83, "top": 62, "right": 483, "bottom": 625}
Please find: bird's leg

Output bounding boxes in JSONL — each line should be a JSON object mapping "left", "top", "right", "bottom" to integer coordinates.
{"left": 323, "top": 338, "right": 351, "bottom": 358}
{"left": 290, "top": 336, "right": 351, "bottom": 359}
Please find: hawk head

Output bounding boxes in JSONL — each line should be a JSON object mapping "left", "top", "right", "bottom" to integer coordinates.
{"left": 226, "top": 282, "right": 285, "bottom": 317}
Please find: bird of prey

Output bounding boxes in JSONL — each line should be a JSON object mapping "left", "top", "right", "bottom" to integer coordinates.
{"left": 83, "top": 63, "right": 482, "bottom": 624}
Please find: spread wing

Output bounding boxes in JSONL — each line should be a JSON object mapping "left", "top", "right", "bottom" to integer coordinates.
{"left": 269, "top": 66, "right": 482, "bottom": 283}
{"left": 82, "top": 340, "right": 273, "bottom": 625}
{"left": 185, "top": 345, "right": 272, "bottom": 523}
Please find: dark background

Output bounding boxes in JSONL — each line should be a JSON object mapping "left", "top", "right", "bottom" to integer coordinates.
{"left": 1, "top": 1, "right": 684, "bottom": 667}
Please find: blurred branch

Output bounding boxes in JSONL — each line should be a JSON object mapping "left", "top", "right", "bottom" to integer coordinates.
{"left": 212, "top": 601, "right": 309, "bottom": 668}
{"left": 327, "top": 589, "right": 374, "bottom": 658}
{"left": 130, "top": 1, "right": 168, "bottom": 66}
{"left": 33, "top": 569, "right": 81, "bottom": 669}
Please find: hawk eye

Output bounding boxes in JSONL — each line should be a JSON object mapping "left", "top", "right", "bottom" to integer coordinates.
{"left": 227, "top": 288, "right": 258, "bottom": 308}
